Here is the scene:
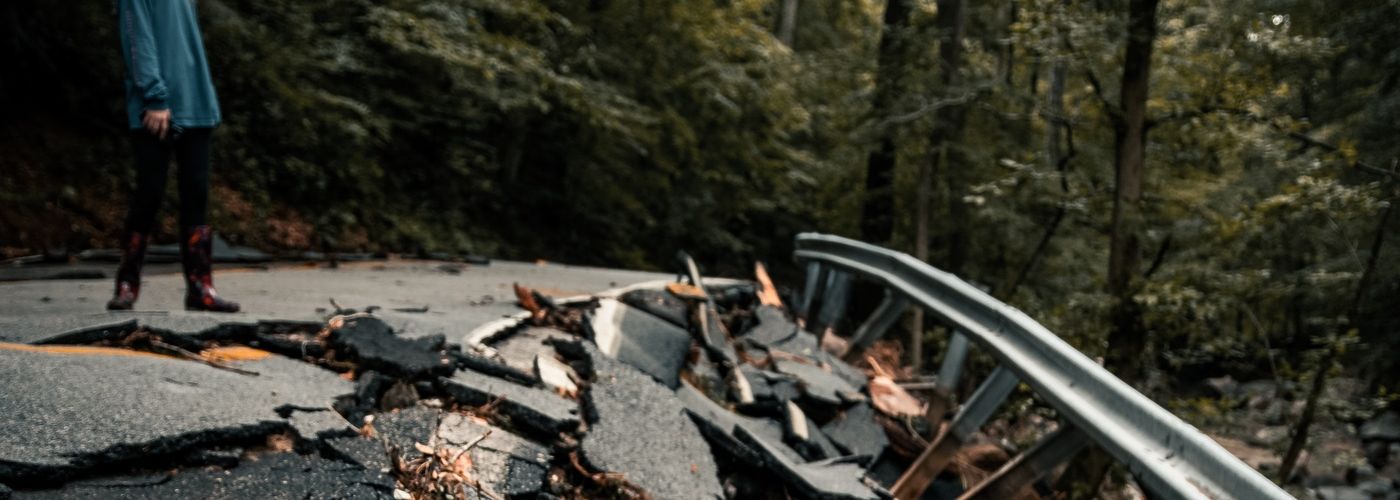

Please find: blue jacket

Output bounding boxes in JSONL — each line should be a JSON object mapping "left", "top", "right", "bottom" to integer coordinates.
{"left": 118, "top": 0, "right": 221, "bottom": 130}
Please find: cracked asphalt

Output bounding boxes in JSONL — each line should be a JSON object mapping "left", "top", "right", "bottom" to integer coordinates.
{"left": 0, "top": 260, "right": 669, "bottom": 491}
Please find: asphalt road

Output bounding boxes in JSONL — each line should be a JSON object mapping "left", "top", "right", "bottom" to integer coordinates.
{"left": 0, "top": 260, "right": 670, "bottom": 344}
{"left": 0, "top": 259, "right": 671, "bottom": 489}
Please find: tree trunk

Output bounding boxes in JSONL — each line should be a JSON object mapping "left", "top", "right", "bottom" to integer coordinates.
{"left": 1279, "top": 197, "right": 1394, "bottom": 482}
{"left": 1058, "top": 1, "right": 1159, "bottom": 496}
{"left": 1104, "top": 0, "right": 1159, "bottom": 386}
{"left": 1004, "top": 58, "right": 1071, "bottom": 297}
{"left": 776, "top": 0, "right": 799, "bottom": 47}
{"left": 928, "top": 0, "right": 969, "bottom": 273}
{"left": 860, "top": 0, "right": 911, "bottom": 245}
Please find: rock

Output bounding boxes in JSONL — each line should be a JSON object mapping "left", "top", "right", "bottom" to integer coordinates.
{"left": 820, "top": 403, "right": 889, "bottom": 460}
{"left": 1263, "top": 399, "right": 1288, "bottom": 426}
{"left": 438, "top": 368, "right": 580, "bottom": 439}
{"left": 435, "top": 413, "right": 551, "bottom": 498}
{"left": 330, "top": 316, "right": 453, "bottom": 379}
{"left": 572, "top": 341, "right": 724, "bottom": 500}
{"left": 1247, "top": 426, "right": 1291, "bottom": 448}
{"left": 1362, "top": 411, "right": 1400, "bottom": 442}
{"left": 1314, "top": 486, "right": 1374, "bottom": 500}
{"left": 1240, "top": 379, "right": 1280, "bottom": 402}
{"left": 585, "top": 300, "right": 693, "bottom": 388}
{"left": 1203, "top": 375, "right": 1240, "bottom": 400}
{"left": 1364, "top": 440, "right": 1391, "bottom": 469}
{"left": 618, "top": 289, "right": 690, "bottom": 328}
{"left": 772, "top": 358, "right": 864, "bottom": 406}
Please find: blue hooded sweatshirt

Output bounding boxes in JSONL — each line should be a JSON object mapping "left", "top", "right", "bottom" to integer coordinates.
{"left": 117, "top": 0, "right": 221, "bottom": 130}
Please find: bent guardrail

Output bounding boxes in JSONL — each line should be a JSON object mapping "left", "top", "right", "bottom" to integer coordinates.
{"left": 793, "top": 233, "right": 1291, "bottom": 500}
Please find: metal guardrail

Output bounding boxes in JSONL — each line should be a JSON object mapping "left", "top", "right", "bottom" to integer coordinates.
{"left": 793, "top": 233, "right": 1292, "bottom": 500}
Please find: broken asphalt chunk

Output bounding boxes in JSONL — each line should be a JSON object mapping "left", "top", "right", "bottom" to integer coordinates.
{"left": 782, "top": 400, "right": 844, "bottom": 462}
{"left": 819, "top": 403, "right": 888, "bottom": 461}
{"left": 371, "top": 405, "right": 440, "bottom": 459}
{"left": 743, "top": 305, "right": 799, "bottom": 346}
{"left": 674, "top": 382, "right": 805, "bottom": 466}
{"left": 571, "top": 341, "right": 724, "bottom": 500}
{"left": 287, "top": 408, "right": 355, "bottom": 442}
{"left": 618, "top": 288, "right": 691, "bottom": 328}
{"left": 773, "top": 358, "right": 865, "bottom": 407}
{"left": 487, "top": 326, "right": 574, "bottom": 377}
{"left": 436, "top": 413, "right": 551, "bottom": 498}
{"left": 329, "top": 316, "right": 452, "bottom": 379}
{"left": 438, "top": 368, "right": 580, "bottom": 438}
{"left": 324, "top": 435, "right": 393, "bottom": 473}
{"left": 585, "top": 299, "right": 692, "bottom": 388}
{"left": 696, "top": 303, "right": 739, "bottom": 367}
{"left": 733, "top": 426, "right": 884, "bottom": 500}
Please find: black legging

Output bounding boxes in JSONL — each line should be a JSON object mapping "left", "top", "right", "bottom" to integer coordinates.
{"left": 123, "top": 127, "right": 212, "bottom": 233}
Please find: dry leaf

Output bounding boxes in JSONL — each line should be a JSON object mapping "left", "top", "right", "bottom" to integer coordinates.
{"left": 513, "top": 283, "right": 543, "bottom": 318}
{"left": 754, "top": 262, "right": 783, "bottom": 307}
{"left": 868, "top": 375, "right": 925, "bottom": 417}
{"left": 414, "top": 442, "right": 435, "bottom": 455}
{"left": 665, "top": 282, "right": 707, "bottom": 300}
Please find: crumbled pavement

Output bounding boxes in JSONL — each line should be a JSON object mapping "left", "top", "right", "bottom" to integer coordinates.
{"left": 585, "top": 299, "right": 692, "bottom": 388}
{"left": 570, "top": 340, "right": 725, "bottom": 500}
{"left": 438, "top": 368, "right": 581, "bottom": 438}
{"left": 0, "top": 258, "right": 918, "bottom": 499}
{"left": 435, "top": 413, "right": 552, "bottom": 498}
{"left": 329, "top": 316, "right": 453, "bottom": 379}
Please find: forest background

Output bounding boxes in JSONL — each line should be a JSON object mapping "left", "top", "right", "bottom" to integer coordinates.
{"left": 2, "top": 0, "right": 1397, "bottom": 481}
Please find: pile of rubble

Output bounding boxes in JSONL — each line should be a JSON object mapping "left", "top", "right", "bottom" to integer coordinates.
{"left": 0, "top": 260, "right": 952, "bottom": 500}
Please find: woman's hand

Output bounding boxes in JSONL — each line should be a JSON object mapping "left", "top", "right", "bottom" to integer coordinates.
{"left": 142, "top": 109, "right": 172, "bottom": 139}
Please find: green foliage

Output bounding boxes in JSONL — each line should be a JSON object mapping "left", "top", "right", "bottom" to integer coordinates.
{"left": 0, "top": 0, "right": 1395, "bottom": 388}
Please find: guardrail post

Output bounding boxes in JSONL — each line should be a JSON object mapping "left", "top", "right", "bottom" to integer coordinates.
{"left": 892, "top": 366, "right": 1019, "bottom": 500}
{"left": 797, "top": 262, "right": 825, "bottom": 322}
{"left": 937, "top": 331, "right": 971, "bottom": 388}
{"left": 841, "top": 290, "right": 908, "bottom": 361}
{"left": 813, "top": 270, "right": 852, "bottom": 334}
{"left": 959, "top": 425, "right": 1090, "bottom": 499}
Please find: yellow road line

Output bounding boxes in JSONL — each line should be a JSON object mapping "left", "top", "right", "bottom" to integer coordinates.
{"left": 0, "top": 342, "right": 174, "bottom": 359}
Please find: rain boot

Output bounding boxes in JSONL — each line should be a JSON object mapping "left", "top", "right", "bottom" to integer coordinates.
{"left": 181, "top": 225, "right": 240, "bottom": 312}
{"left": 106, "top": 231, "right": 148, "bottom": 310}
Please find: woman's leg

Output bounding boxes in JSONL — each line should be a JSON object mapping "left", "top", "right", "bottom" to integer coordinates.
{"left": 108, "top": 131, "right": 171, "bottom": 310}
{"left": 174, "top": 128, "right": 210, "bottom": 227}
{"left": 124, "top": 131, "right": 173, "bottom": 233}
{"left": 173, "top": 128, "right": 238, "bottom": 312}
